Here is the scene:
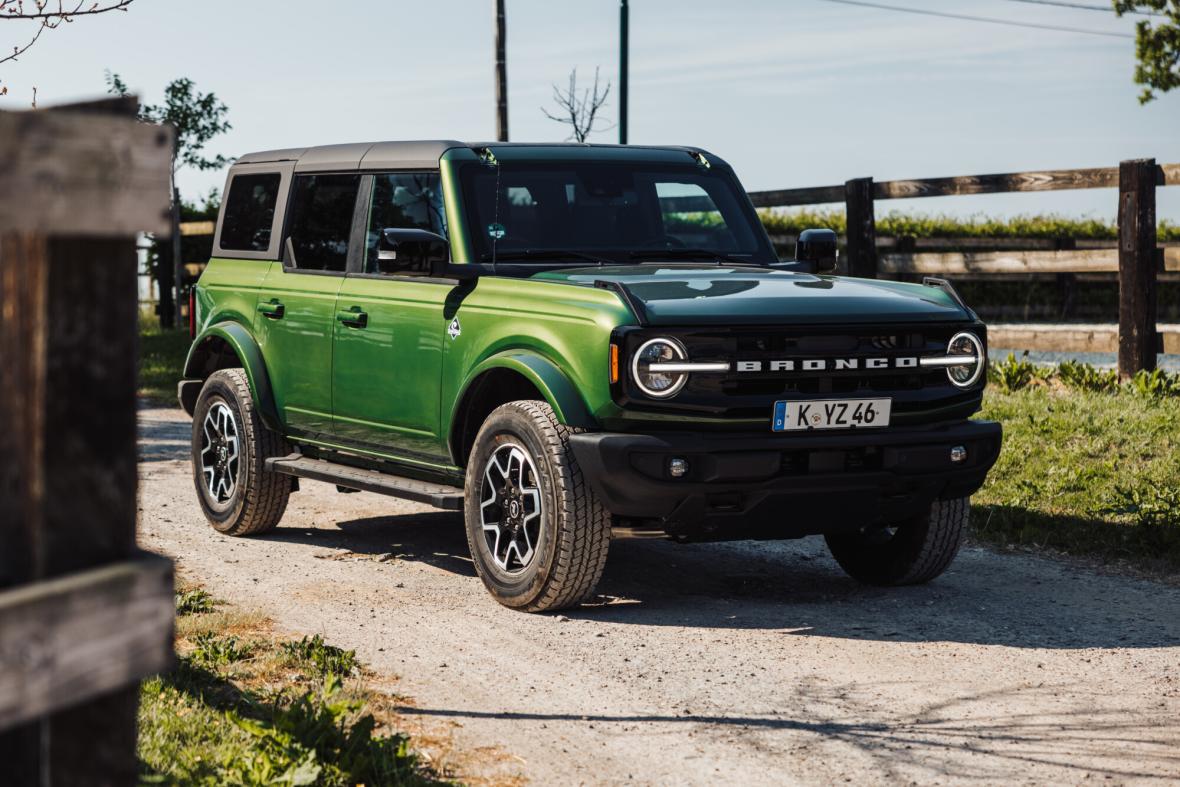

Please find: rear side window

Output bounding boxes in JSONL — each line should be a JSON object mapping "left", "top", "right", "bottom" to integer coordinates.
{"left": 219, "top": 173, "right": 281, "bottom": 252}
{"left": 285, "top": 174, "right": 361, "bottom": 272}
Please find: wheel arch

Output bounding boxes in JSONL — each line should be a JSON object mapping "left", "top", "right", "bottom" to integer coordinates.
{"left": 181, "top": 322, "right": 281, "bottom": 431}
{"left": 449, "top": 351, "right": 595, "bottom": 467}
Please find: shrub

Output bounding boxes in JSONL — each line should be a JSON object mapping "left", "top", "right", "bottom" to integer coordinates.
{"left": 1056, "top": 360, "right": 1119, "bottom": 394}
{"left": 989, "top": 353, "right": 1050, "bottom": 392}
{"left": 1125, "top": 368, "right": 1180, "bottom": 398}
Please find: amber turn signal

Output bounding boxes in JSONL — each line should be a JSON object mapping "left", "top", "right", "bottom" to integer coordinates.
{"left": 609, "top": 343, "right": 620, "bottom": 384}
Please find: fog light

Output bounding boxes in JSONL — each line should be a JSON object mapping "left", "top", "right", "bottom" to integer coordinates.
{"left": 668, "top": 457, "right": 689, "bottom": 478}
{"left": 950, "top": 445, "right": 968, "bottom": 463}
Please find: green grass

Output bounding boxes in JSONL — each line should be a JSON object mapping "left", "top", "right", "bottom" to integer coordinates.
{"left": 973, "top": 385, "right": 1180, "bottom": 574}
{"left": 140, "top": 590, "right": 447, "bottom": 786}
{"left": 139, "top": 314, "right": 192, "bottom": 405}
{"left": 756, "top": 208, "right": 1180, "bottom": 242}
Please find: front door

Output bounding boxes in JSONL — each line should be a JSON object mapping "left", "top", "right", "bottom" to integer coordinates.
{"left": 254, "top": 173, "right": 361, "bottom": 438}
{"left": 331, "top": 172, "right": 453, "bottom": 463}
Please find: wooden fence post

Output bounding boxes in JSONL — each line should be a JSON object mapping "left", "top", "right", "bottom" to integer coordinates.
{"left": 0, "top": 99, "right": 174, "bottom": 785}
{"left": 1117, "top": 158, "right": 1158, "bottom": 379}
{"left": 845, "top": 177, "right": 877, "bottom": 278}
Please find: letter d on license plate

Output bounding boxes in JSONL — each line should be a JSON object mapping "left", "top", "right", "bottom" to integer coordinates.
{"left": 772, "top": 398, "right": 892, "bottom": 432}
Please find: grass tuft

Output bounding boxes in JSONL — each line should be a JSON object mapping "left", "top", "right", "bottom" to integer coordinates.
{"left": 175, "top": 587, "right": 216, "bottom": 616}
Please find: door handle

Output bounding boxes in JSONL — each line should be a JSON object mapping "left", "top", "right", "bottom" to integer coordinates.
{"left": 336, "top": 308, "right": 368, "bottom": 328}
{"left": 257, "top": 300, "right": 284, "bottom": 319}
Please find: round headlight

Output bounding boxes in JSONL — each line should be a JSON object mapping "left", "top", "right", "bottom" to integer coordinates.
{"left": 946, "top": 331, "right": 985, "bottom": 388}
{"left": 632, "top": 338, "right": 689, "bottom": 398}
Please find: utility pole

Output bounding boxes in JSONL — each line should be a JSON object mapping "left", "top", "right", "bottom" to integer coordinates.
{"left": 619, "top": 0, "right": 628, "bottom": 145}
{"left": 495, "top": 0, "right": 509, "bottom": 141}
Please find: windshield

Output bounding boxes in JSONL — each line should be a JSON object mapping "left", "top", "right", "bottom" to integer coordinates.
{"left": 458, "top": 159, "right": 776, "bottom": 265}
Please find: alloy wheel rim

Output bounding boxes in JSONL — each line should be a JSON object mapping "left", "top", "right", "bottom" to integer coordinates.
{"left": 479, "top": 443, "right": 543, "bottom": 574}
{"left": 200, "top": 401, "right": 240, "bottom": 504}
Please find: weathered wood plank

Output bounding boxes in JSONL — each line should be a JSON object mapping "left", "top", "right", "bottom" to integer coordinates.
{"left": 875, "top": 167, "right": 1118, "bottom": 200}
{"left": 748, "top": 184, "right": 845, "bottom": 207}
{"left": 0, "top": 555, "right": 174, "bottom": 732}
{"left": 989, "top": 323, "right": 1180, "bottom": 355}
{"left": 845, "top": 177, "right": 876, "bottom": 277}
{"left": 880, "top": 249, "right": 1123, "bottom": 274}
{"left": 748, "top": 162, "right": 1178, "bottom": 208}
{"left": 0, "top": 108, "right": 173, "bottom": 236}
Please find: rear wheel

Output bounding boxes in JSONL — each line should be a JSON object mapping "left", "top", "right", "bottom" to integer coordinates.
{"left": 191, "top": 369, "right": 292, "bottom": 536}
{"left": 825, "top": 497, "right": 968, "bottom": 585}
{"left": 463, "top": 400, "right": 611, "bottom": 612}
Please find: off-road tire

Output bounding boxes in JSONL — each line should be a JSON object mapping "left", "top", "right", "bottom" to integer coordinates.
{"left": 191, "top": 368, "right": 292, "bottom": 536}
{"left": 825, "top": 497, "right": 968, "bottom": 585}
{"left": 463, "top": 400, "right": 611, "bottom": 612}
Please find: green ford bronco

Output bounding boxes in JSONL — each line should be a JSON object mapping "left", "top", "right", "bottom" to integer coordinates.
{"left": 180, "top": 141, "right": 1001, "bottom": 612}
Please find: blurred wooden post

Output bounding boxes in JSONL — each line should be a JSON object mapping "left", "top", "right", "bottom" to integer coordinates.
{"left": 845, "top": 177, "right": 877, "bottom": 278}
{"left": 0, "top": 99, "right": 174, "bottom": 785}
{"left": 1117, "top": 158, "right": 1158, "bottom": 379}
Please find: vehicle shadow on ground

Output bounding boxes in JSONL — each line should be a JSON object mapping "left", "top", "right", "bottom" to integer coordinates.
{"left": 393, "top": 683, "right": 1180, "bottom": 782}
{"left": 263, "top": 507, "right": 1179, "bottom": 650}
{"left": 580, "top": 535, "right": 1180, "bottom": 649}
{"left": 262, "top": 511, "right": 477, "bottom": 578}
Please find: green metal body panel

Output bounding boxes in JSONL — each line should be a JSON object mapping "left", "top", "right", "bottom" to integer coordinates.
{"left": 188, "top": 143, "right": 981, "bottom": 480}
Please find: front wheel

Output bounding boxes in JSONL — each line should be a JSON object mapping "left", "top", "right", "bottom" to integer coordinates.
{"left": 463, "top": 400, "right": 611, "bottom": 612}
{"left": 825, "top": 497, "right": 969, "bottom": 585}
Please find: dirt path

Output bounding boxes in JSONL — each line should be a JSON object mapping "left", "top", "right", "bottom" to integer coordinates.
{"left": 139, "top": 405, "right": 1180, "bottom": 785}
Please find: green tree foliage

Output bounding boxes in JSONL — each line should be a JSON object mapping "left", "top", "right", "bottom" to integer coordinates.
{"left": 105, "top": 70, "right": 231, "bottom": 175}
{"left": 1113, "top": 1, "right": 1180, "bottom": 103}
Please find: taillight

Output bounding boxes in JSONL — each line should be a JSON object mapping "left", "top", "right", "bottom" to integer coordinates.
{"left": 189, "top": 286, "right": 197, "bottom": 339}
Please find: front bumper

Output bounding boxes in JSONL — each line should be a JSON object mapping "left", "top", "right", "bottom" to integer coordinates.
{"left": 569, "top": 420, "right": 1002, "bottom": 541}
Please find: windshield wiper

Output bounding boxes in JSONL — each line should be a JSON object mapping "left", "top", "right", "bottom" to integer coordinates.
{"left": 628, "top": 248, "right": 765, "bottom": 266}
{"left": 482, "top": 249, "right": 611, "bottom": 266}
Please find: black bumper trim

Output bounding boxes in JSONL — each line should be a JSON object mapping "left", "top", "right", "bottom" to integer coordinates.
{"left": 569, "top": 420, "right": 1002, "bottom": 539}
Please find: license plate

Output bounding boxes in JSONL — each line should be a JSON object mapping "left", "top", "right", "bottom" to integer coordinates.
{"left": 773, "top": 398, "right": 892, "bottom": 431}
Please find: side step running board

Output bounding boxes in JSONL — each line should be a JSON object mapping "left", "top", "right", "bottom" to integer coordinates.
{"left": 265, "top": 454, "right": 464, "bottom": 511}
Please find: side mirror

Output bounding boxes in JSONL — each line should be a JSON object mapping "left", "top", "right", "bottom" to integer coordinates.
{"left": 794, "top": 228, "right": 838, "bottom": 274}
{"left": 377, "top": 228, "right": 449, "bottom": 276}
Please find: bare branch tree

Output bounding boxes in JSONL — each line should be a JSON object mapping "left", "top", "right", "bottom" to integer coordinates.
{"left": 0, "top": 1, "right": 134, "bottom": 96}
{"left": 541, "top": 66, "right": 615, "bottom": 143}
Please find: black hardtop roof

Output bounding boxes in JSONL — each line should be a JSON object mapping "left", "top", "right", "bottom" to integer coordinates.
{"left": 232, "top": 141, "right": 720, "bottom": 171}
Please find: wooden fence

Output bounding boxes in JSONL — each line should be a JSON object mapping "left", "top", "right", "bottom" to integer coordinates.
{"left": 0, "top": 98, "right": 175, "bottom": 784}
{"left": 748, "top": 160, "right": 1180, "bottom": 378}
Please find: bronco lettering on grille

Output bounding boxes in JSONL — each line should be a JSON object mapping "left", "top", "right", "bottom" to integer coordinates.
{"left": 736, "top": 357, "right": 919, "bottom": 372}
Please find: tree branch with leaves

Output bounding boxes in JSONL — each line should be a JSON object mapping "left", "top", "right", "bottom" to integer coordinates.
{"left": 542, "top": 67, "right": 615, "bottom": 143}
{"left": 1113, "top": 0, "right": 1180, "bottom": 103}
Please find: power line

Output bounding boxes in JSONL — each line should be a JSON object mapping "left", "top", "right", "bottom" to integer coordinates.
{"left": 998, "top": 0, "right": 1164, "bottom": 16}
{"left": 811, "top": 0, "right": 1135, "bottom": 38}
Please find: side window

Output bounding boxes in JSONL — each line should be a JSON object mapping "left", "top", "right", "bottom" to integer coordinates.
{"left": 364, "top": 173, "right": 446, "bottom": 274}
{"left": 285, "top": 174, "right": 361, "bottom": 272}
{"left": 219, "top": 173, "right": 280, "bottom": 252}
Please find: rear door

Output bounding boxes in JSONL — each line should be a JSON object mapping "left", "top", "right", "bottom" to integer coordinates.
{"left": 255, "top": 173, "right": 361, "bottom": 439}
{"left": 331, "top": 171, "right": 452, "bottom": 462}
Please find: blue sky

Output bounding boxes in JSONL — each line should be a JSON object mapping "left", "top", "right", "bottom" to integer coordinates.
{"left": 3, "top": 0, "right": 1177, "bottom": 219}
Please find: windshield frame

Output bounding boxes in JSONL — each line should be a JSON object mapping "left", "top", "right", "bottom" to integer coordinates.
{"left": 450, "top": 154, "right": 778, "bottom": 267}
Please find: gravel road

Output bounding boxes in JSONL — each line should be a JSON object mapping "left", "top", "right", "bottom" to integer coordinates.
{"left": 139, "top": 405, "right": 1180, "bottom": 785}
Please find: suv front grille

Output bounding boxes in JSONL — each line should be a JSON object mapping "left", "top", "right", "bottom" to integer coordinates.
{"left": 615, "top": 323, "right": 985, "bottom": 424}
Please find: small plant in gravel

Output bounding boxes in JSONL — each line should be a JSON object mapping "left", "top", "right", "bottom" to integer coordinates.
{"left": 280, "top": 634, "right": 359, "bottom": 680}
{"left": 190, "top": 632, "right": 256, "bottom": 669}
{"left": 175, "top": 587, "right": 216, "bottom": 615}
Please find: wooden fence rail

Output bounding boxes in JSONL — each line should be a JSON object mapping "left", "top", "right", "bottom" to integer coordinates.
{"left": 0, "top": 98, "right": 174, "bottom": 785}
{"left": 748, "top": 159, "right": 1180, "bottom": 378}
